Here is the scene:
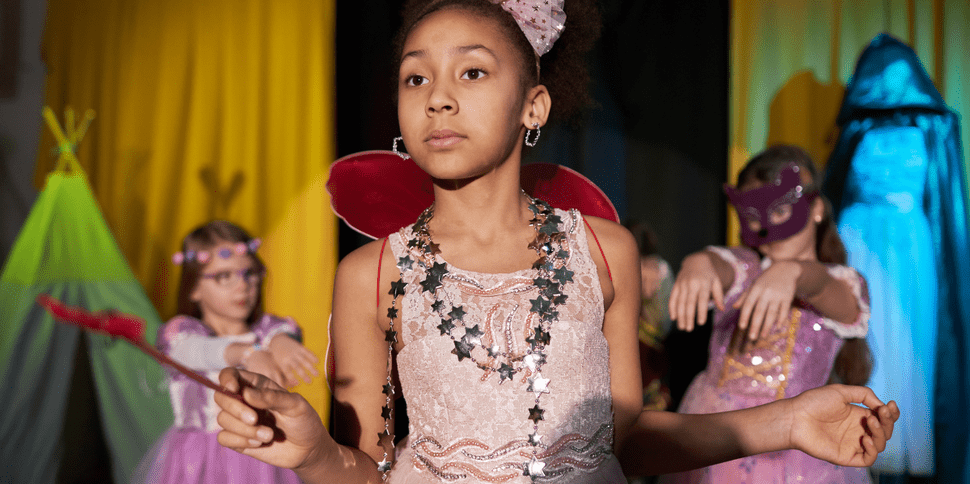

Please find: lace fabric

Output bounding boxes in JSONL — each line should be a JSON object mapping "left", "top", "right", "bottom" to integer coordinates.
{"left": 387, "top": 208, "right": 624, "bottom": 483}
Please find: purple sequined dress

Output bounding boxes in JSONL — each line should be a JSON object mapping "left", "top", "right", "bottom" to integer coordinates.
{"left": 131, "top": 314, "right": 303, "bottom": 484}
{"left": 660, "top": 246, "right": 872, "bottom": 484}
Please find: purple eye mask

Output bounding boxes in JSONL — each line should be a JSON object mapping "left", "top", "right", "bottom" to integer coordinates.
{"left": 724, "top": 163, "right": 817, "bottom": 247}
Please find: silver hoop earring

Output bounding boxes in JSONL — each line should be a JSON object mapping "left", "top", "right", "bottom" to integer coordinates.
{"left": 524, "top": 123, "right": 540, "bottom": 147}
{"left": 392, "top": 136, "right": 410, "bottom": 159}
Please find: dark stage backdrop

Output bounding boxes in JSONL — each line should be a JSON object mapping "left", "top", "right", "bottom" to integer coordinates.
{"left": 335, "top": 0, "right": 728, "bottom": 409}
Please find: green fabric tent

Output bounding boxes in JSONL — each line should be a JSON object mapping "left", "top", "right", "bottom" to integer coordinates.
{"left": 0, "top": 169, "right": 173, "bottom": 483}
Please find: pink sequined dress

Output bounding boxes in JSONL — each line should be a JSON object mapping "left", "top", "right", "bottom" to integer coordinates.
{"left": 386, "top": 208, "right": 626, "bottom": 483}
{"left": 660, "top": 246, "right": 872, "bottom": 484}
{"left": 132, "top": 314, "right": 303, "bottom": 484}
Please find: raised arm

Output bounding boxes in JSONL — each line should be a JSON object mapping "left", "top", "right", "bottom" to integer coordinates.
{"left": 734, "top": 259, "right": 863, "bottom": 341}
{"left": 788, "top": 261, "right": 861, "bottom": 325}
{"left": 669, "top": 248, "right": 735, "bottom": 331}
{"left": 214, "top": 239, "right": 392, "bottom": 484}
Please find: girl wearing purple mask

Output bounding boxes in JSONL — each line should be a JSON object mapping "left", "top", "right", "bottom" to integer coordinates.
{"left": 663, "top": 145, "right": 875, "bottom": 483}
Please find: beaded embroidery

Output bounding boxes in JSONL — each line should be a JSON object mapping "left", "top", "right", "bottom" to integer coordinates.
{"left": 718, "top": 308, "right": 801, "bottom": 399}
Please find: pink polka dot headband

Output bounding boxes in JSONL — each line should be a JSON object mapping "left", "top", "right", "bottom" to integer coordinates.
{"left": 171, "top": 239, "right": 261, "bottom": 265}
{"left": 491, "top": 0, "right": 565, "bottom": 56}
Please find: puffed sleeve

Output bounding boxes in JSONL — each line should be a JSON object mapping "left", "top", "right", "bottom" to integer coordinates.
{"left": 705, "top": 245, "right": 763, "bottom": 307}
{"left": 252, "top": 313, "right": 303, "bottom": 346}
{"left": 818, "top": 265, "right": 870, "bottom": 339}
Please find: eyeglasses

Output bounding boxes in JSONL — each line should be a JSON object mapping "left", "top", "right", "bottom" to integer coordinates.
{"left": 199, "top": 267, "right": 265, "bottom": 287}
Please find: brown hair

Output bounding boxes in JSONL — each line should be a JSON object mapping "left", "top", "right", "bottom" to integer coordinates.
{"left": 623, "top": 218, "right": 659, "bottom": 257}
{"left": 392, "top": 0, "right": 601, "bottom": 125}
{"left": 737, "top": 145, "right": 872, "bottom": 385}
{"left": 175, "top": 220, "right": 266, "bottom": 325}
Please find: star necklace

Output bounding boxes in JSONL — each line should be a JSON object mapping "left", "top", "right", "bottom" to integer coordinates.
{"left": 382, "top": 193, "right": 572, "bottom": 481}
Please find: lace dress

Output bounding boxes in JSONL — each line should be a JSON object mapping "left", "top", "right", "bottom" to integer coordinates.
{"left": 660, "top": 246, "right": 871, "bottom": 484}
{"left": 387, "top": 208, "right": 625, "bottom": 483}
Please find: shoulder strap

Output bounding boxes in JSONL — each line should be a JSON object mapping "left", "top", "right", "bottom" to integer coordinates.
{"left": 377, "top": 237, "right": 388, "bottom": 308}
{"left": 582, "top": 217, "right": 612, "bottom": 282}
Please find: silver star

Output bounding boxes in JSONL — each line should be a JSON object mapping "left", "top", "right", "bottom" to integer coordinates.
{"left": 527, "top": 373, "right": 550, "bottom": 397}
{"left": 453, "top": 340, "right": 473, "bottom": 361}
{"left": 487, "top": 345, "right": 501, "bottom": 358}
{"left": 527, "top": 456, "right": 546, "bottom": 478}
{"left": 528, "top": 432, "right": 542, "bottom": 446}
{"left": 498, "top": 363, "right": 514, "bottom": 383}
{"left": 463, "top": 324, "right": 484, "bottom": 346}
{"left": 397, "top": 255, "right": 414, "bottom": 271}
{"left": 384, "top": 328, "right": 398, "bottom": 344}
{"left": 377, "top": 458, "right": 392, "bottom": 472}
{"left": 377, "top": 429, "right": 394, "bottom": 448}
{"left": 524, "top": 353, "right": 540, "bottom": 371}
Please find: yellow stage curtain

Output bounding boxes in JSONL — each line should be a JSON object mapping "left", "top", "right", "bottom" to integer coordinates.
{"left": 38, "top": 0, "right": 337, "bottom": 421}
{"left": 730, "top": 0, "right": 970, "bottom": 244}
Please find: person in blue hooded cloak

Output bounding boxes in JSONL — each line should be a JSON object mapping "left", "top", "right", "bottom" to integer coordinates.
{"left": 822, "top": 33, "right": 970, "bottom": 483}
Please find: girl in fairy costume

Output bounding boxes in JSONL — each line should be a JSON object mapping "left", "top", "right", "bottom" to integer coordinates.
{"left": 212, "top": 2, "right": 898, "bottom": 483}
{"left": 661, "top": 145, "right": 874, "bottom": 483}
{"left": 133, "top": 220, "right": 318, "bottom": 483}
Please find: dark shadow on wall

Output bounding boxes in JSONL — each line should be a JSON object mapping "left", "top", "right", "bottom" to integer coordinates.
{"left": 765, "top": 70, "right": 845, "bottom": 171}
{"left": 0, "top": 0, "right": 21, "bottom": 99}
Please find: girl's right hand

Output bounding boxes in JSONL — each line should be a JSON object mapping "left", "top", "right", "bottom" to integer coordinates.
{"left": 242, "top": 350, "right": 287, "bottom": 388}
{"left": 267, "top": 334, "right": 321, "bottom": 387}
{"left": 215, "top": 367, "right": 330, "bottom": 470}
{"left": 669, "top": 252, "right": 725, "bottom": 332}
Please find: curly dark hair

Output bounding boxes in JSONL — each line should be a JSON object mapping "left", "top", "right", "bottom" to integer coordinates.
{"left": 392, "top": 0, "right": 601, "bottom": 124}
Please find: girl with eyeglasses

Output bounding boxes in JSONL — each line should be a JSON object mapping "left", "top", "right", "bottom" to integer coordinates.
{"left": 132, "top": 220, "right": 318, "bottom": 483}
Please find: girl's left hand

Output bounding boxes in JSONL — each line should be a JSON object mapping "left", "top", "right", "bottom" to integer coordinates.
{"left": 267, "top": 335, "right": 320, "bottom": 387}
{"left": 733, "top": 260, "right": 800, "bottom": 341}
{"left": 788, "top": 385, "right": 899, "bottom": 467}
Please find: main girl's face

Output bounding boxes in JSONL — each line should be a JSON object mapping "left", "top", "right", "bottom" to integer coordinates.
{"left": 740, "top": 170, "right": 824, "bottom": 261}
{"left": 190, "top": 242, "right": 261, "bottom": 325}
{"left": 397, "top": 7, "right": 531, "bottom": 181}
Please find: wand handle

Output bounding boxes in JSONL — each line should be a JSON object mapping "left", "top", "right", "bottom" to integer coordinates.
{"left": 131, "top": 338, "right": 244, "bottom": 402}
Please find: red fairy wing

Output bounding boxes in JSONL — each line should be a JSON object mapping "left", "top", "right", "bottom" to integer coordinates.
{"left": 520, "top": 162, "right": 620, "bottom": 223}
{"left": 326, "top": 151, "right": 433, "bottom": 240}
{"left": 326, "top": 151, "right": 619, "bottom": 240}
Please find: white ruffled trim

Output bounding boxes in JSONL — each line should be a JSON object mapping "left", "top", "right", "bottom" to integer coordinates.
{"left": 820, "top": 265, "right": 870, "bottom": 339}
{"left": 705, "top": 245, "right": 748, "bottom": 302}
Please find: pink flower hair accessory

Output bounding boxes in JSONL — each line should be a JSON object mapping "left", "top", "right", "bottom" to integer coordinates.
{"left": 491, "top": 0, "right": 566, "bottom": 56}
{"left": 171, "top": 238, "right": 262, "bottom": 265}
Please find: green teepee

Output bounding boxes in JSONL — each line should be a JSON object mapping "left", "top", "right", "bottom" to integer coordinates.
{"left": 0, "top": 108, "right": 173, "bottom": 483}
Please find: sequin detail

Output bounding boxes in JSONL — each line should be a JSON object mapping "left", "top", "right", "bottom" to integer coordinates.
{"left": 717, "top": 309, "right": 800, "bottom": 399}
